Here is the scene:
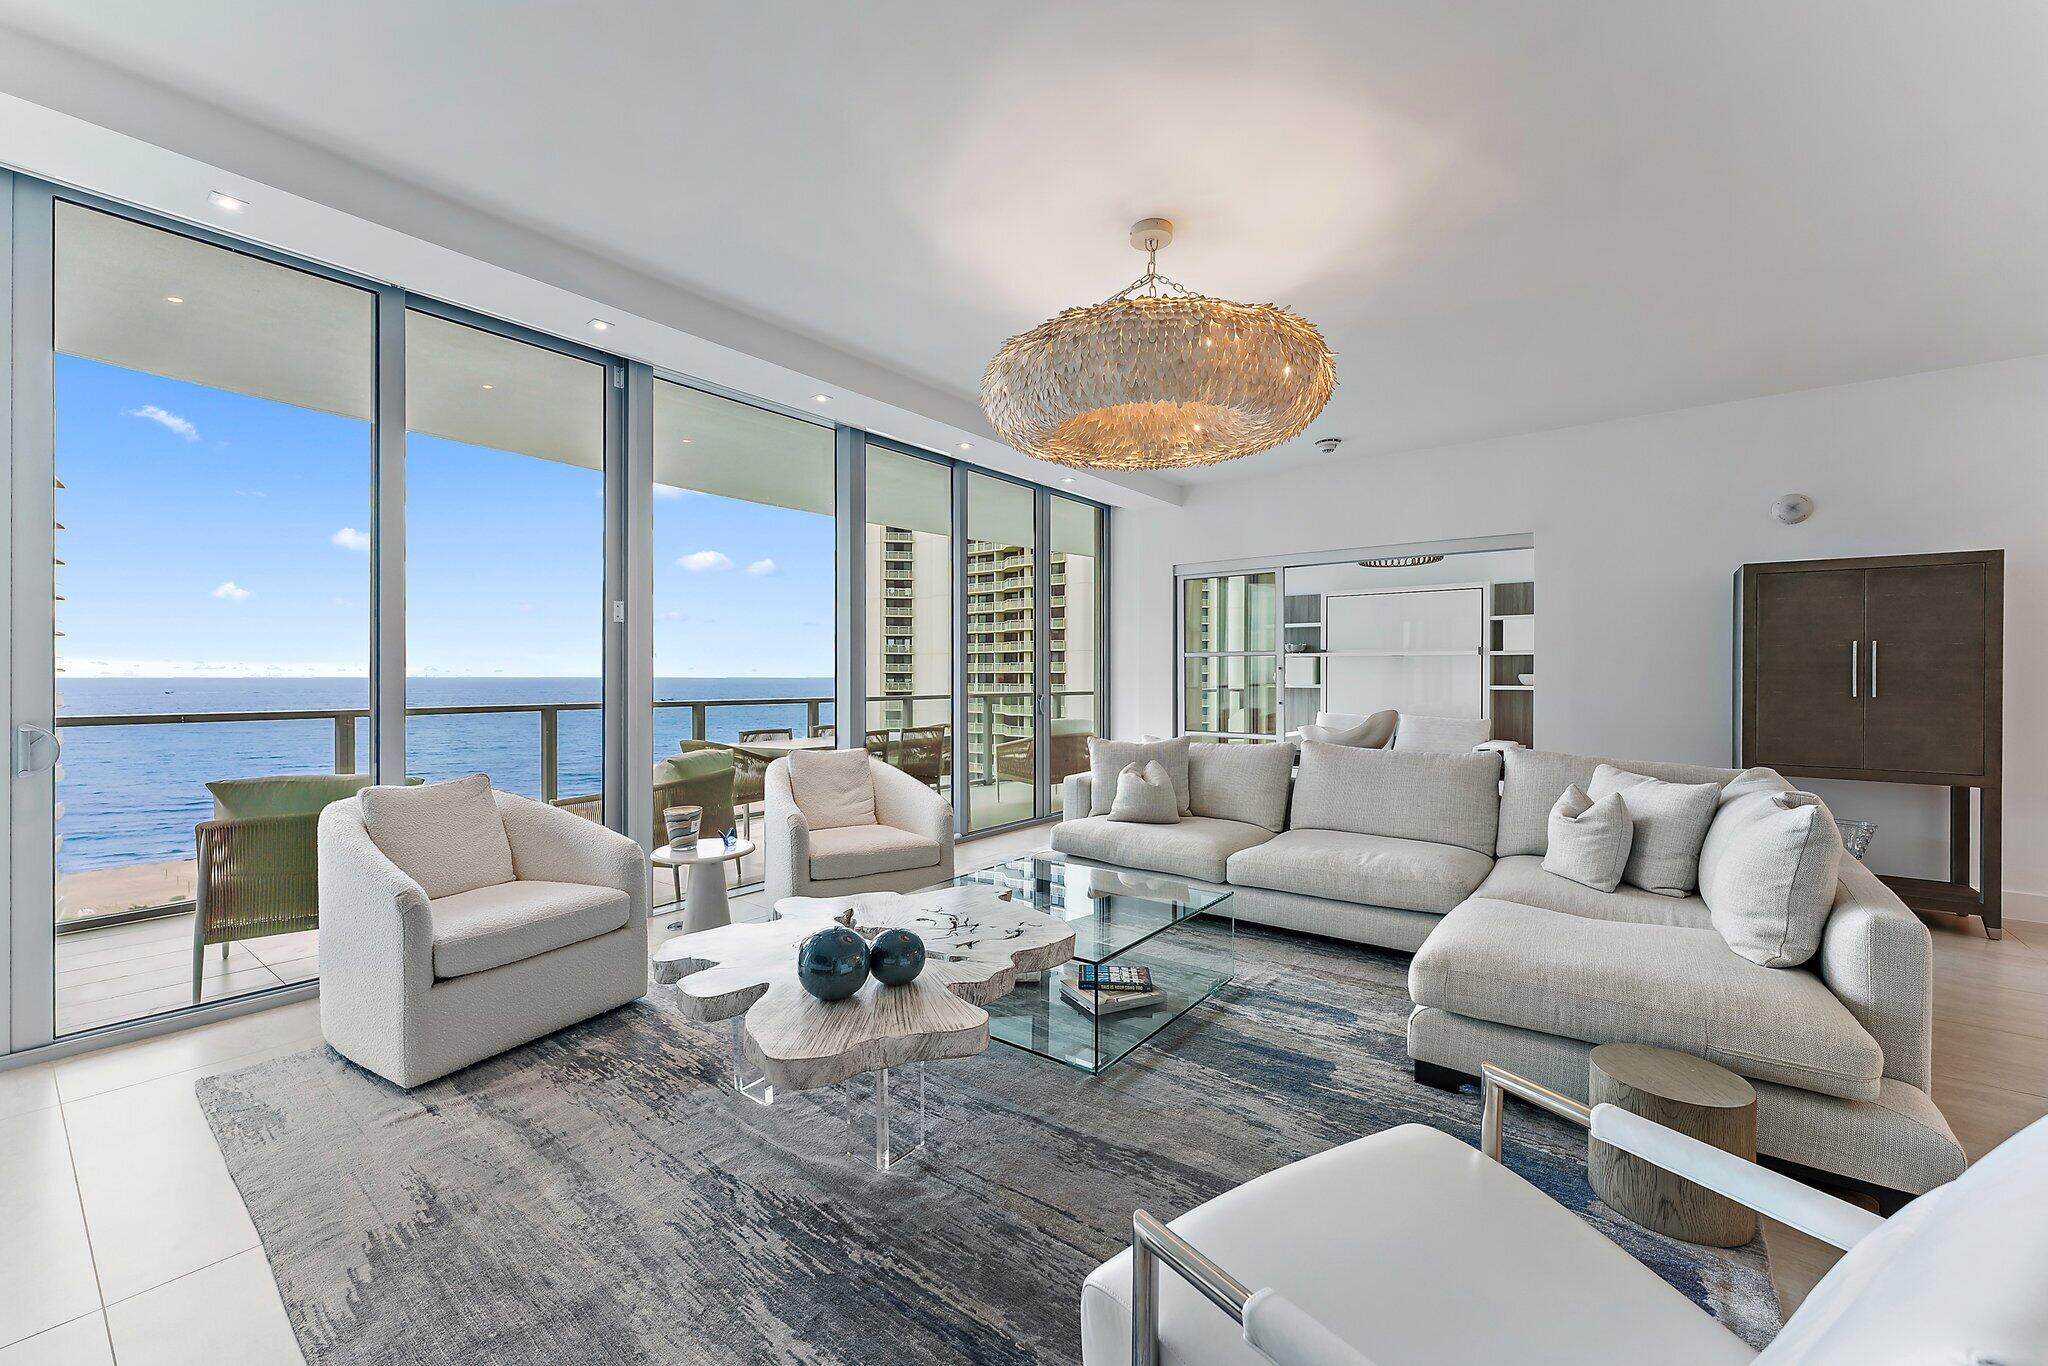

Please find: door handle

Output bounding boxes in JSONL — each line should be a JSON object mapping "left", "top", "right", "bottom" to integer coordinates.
{"left": 1869, "top": 639, "right": 1878, "bottom": 698}
{"left": 1849, "top": 640, "right": 1858, "bottom": 699}
{"left": 14, "top": 723, "right": 60, "bottom": 776}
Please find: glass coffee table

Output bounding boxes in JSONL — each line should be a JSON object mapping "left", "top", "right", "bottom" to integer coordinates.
{"left": 950, "top": 853, "right": 1235, "bottom": 1074}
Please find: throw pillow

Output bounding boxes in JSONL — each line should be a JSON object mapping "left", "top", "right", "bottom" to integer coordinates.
{"left": 1298, "top": 710, "right": 1396, "bottom": 749}
{"left": 1087, "top": 737, "right": 1191, "bottom": 817}
{"left": 787, "top": 748, "right": 876, "bottom": 831}
{"left": 359, "top": 773, "right": 515, "bottom": 901}
{"left": 1588, "top": 763, "right": 1722, "bottom": 897}
{"left": 1108, "top": 761, "right": 1181, "bottom": 824}
{"left": 1699, "top": 769, "right": 1845, "bottom": 967}
{"left": 1540, "top": 784, "right": 1634, "bottom": 892}
{"left": 1187, "top": 740, "right": 1297, "bottom": 832}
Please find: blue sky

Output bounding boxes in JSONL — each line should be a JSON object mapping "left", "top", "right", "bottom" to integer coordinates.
{"left": 57, "top": 355, "right": 835, "bottom": 678}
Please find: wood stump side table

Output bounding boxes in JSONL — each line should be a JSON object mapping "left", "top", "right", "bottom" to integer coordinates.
{"left": 1588, "top": 1043, "right": 1758, "bottom": 1247}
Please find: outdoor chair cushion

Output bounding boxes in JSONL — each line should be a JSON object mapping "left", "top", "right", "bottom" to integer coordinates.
{"left": 1226, "top": 829, "right": 1492, "bottom": 915}
{"left": 209, "top": 772, "right": 380, "bottom": 819}
{"left": 807, "top": 824, "right": 944, "bottom": 881}
{"left": 1052, "top": 814, "right": 1271, "bottom": 884}
{"left": 360, "top": 773, "right": 516, "bottom": 901}
{"left": 428, "top": 879, "right": 630, "bottom": 980}
{"left": 1411, "top": 898, "right": 1884, "bottom": 1101}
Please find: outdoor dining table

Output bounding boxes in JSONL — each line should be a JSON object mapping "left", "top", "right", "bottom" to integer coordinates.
{"left": 728, "top": 735, "right": 837, "bottom": 761}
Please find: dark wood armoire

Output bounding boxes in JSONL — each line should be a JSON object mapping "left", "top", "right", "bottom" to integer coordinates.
{"left": 1735, "top": 550, "right": 2004, "bottom": 937}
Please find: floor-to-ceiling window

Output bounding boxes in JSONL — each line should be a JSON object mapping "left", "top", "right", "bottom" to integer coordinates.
{"left": 47, "top": 200, "right": 376, "bottom": 1033}
{"left": 863, "top": 444, "right": 952, "bottom": 796}
{"left": 404, "top": 309, "right": 609, "bottom": 806}
{"left": 651, "top": 379, "right": 835, "bottom": 891}
{"left": 965, "top": 473, "right": 1038, "bottom": 831}
{"left": 5, "top": 172, "right": 1111, "bottom": 1055}
{"left": 1049, "top": 496, "right": 1102, "bottom": 811}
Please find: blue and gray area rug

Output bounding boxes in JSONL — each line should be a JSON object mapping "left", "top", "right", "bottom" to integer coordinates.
{"left": 198, "top": 923, "right": 1779, "bottom": 1363}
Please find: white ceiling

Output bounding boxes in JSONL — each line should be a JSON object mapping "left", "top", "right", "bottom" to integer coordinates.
{"left": 4, "top": 0, "right": 2046, "bottom": 486}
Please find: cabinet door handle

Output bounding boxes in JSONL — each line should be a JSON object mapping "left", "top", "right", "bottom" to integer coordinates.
{"left": 1849, "top": 640, "right": 1858, "bottom": 699}
{"left": 1869, "top": 639, "right": 1878, "bottom": 698}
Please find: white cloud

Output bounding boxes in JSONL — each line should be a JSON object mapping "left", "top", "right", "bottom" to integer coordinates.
{"left": 653, "top": 484, "right": 697, "bottom": 500}
{"left": 211, "top": 581, "right": 252, "bottom": 601}
{"left": 745, "top": 558, "right": 778, "bottom": 576}
{"left": 331, "top": 526, "right": 371, "bottom": 552}
{"left": 678, "top": 550, "right": 732, "bottom": 572}
{"left": 128, "top": 405, "right": 198, "bottom": 441}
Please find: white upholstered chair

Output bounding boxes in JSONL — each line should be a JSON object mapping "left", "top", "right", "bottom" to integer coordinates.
{"left": 1083, "top": 1064, "right": 2048, "bottom": 1366}
{"left": 317, "top": 774, "right": 648, "bottom": 1088}
{"left": 763, "top": 750, "right": 954, "bottom": 902}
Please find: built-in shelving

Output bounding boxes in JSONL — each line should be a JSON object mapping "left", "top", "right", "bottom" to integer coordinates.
{"left": 1487, "top": 580, "right": 1535, "bottom": 746}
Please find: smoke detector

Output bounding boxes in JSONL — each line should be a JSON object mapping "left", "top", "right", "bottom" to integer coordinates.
{"left": 1314, "top": 437, "right": 1343, "bottom": 454}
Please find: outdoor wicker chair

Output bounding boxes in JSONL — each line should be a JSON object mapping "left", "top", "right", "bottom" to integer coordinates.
{"left": 192, "top": 773, "right": 388, "bottom": 1001}
{"left": 898, "top": 724, "right": 948, "bottom": 791}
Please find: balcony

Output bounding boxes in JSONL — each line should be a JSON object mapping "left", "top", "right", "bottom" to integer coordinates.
{"left": 48, "top": 689, "right": 1090, "bottom": 1036}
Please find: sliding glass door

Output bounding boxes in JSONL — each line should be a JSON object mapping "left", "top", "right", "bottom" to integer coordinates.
{"left": 404, "top": 310, "right": 611, "bottom": 806}
{"left": 37, "top": 196, "right": 377, "bottom": 1034}
{"left": 863, "top": 445, "right": 952, "bottom": 796}
{"left": 3, "top": 170, "right": 1109, "bottom": 1056}
{"left": 651, "top": 379, "right": 835, "bottom": 890}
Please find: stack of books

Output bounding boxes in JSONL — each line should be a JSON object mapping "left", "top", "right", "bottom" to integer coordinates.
{"left": 1058, "top": 963, "right": 1164, "bottom": 1016}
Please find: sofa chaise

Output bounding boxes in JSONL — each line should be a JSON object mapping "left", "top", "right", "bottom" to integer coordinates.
{"left": 1052, "top": 738, "right": 1964, "bottom": 1204}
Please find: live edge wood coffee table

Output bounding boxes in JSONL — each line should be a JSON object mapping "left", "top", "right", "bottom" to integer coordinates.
{"left": 650, "top": 885, "right": 1074, "bottom": 1170}
{"left": 1588, "top": 1043, "right": 1759, "bottom": 1246}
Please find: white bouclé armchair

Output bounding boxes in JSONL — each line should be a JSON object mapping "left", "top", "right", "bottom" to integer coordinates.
{"left": 317, "top": 774, "right": 648, "bottom": 1088}
{"left": 763, "top": 751, "right": 954, "bottom": 903}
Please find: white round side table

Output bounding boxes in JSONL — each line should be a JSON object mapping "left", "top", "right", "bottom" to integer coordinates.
{"left": 653, "top": 837, "right": 757, "bottom": 934}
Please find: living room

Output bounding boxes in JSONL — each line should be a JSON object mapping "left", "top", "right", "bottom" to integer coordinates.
{"left": 0, "top": 4, "right": 2043, "bottom": 1364}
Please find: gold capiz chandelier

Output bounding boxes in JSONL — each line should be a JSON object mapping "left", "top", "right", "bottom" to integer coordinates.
{"left": 981, "top": 219, "right": 1335, "bottom": 471}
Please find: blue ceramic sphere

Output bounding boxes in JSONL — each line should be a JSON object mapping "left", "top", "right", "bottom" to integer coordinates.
{"left": 795, "top": 926, "right": 870, "bottom": 1001}
{"left": 868, "top": 928, "right": 926, "bottom": 987}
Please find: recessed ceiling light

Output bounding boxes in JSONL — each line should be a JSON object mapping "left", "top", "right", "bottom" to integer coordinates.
{"left": 588, "top": 318, "right": 613, "bottom": 332}
{"left": 480, "top": 383, "right": 494, "bottom": 390}
{"left": 1061, "top": 477, "right": 1076, "bottom": 485}
{"left": 957, "top": 441, "right": 973, "bottom": 451}
{"left": 164, "top": 295, "right": 184, "bottom": 304}
{"left": 681, "top": 438, "right": 692, "bottom": 444}
{"left": 810, "top": 393, "right": 832, "bottom": 404}
{"left": 207, "top": 191, "right": 247, "bottom": 212}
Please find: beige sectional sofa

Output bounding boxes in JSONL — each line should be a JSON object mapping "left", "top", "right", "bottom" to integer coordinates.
{"left": 1052, "top": 740, "right": 1965, "bottom": 1204}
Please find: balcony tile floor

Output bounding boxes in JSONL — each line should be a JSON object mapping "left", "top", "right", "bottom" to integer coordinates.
{"left": 16, "top": 825, "right": 2028, "bottom": 1361}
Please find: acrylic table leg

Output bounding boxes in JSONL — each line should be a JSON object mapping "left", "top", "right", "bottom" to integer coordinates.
{"left": 729, "top": 1017, "right": 774, "bottom": 1106}
{"left": 850, "top": 1063, "right": 927, "bottom": 1171}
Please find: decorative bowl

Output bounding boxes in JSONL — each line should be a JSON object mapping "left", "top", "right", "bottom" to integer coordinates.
{"left": 1517, "top": 673, "right": 1535, "bottom": 686}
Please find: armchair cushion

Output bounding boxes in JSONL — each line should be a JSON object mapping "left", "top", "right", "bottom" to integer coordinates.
{"left": 808, "top": 824, "right": 943, "bottom": 881}
{"left": 1081, "top": 1124, "right": 1752, "bottom": 1366}
{"left": 787, "top": 748, "right": 877, "bottom": 831}
{"left": 428, "top": 879, "right": 631, "bottom": 980}
{"left": 360, "top": 773, "right": 515, "bottom": 900}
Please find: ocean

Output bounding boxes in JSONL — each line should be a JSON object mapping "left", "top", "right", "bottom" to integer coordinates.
{"left": 55, "top": 677, "right": 833, "bottom": 871}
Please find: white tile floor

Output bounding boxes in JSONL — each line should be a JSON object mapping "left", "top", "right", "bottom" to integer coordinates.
{"left": 0, "top": 823, "right": 1052, "bottom": 1365}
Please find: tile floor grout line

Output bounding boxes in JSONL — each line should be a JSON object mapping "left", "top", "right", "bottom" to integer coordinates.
{"left": 96, "top": 1243, "right": 261, "bottom": 1312}
{"left": 53, "top": 1093, "right": 113, "bottom": 1321}
{"left": 0, "top": 1307, "right": 108, "bottom": 1358}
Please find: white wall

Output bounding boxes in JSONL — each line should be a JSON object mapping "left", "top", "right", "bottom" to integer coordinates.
{"left": 1112, "top": 353, "right": 2048, "bottom": 906}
